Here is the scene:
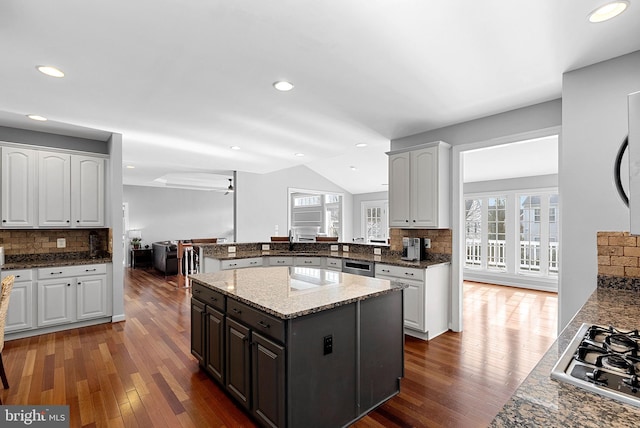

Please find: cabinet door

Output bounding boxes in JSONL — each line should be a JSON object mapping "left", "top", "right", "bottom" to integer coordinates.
{"left": 252, "top": 332, "right": 285, "bottom": 428}
{"left": 5, "top": 279, "right": 33, "bottom": 332}
{"left": 205, "top": 306, "right": 225, "bottom": 384}
{"left": 388, "top": 151, "right": 411, "bottom": 227}
{"left": 38, "top": 279, "right": 75, "bottom": 327}
{"left": 191, "top": 299, "right": 205, "bottom": 365}
{"left": 226, "top": 317, "right": 251, "bottom": 410}
{"left": 411, "top": 146, "right": 438, "bottom": 227}
{"left": 1, "top": 147, "right": 37, "bottom": 227}
{"left": 38, "top": 151, "right": 71, "bottom": 227}
{"left": 403, "top": 280, "right": 425, "bottom": 332}
{"left": 71, "top": 155, "right": 105, "bottom": 227}
{"left": 76, "top": 274, "right": 109, "bottom": 320}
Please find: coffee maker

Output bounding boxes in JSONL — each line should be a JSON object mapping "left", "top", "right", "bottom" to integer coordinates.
{"left": 401, "top": 237, "right": 428, "bottom": 261}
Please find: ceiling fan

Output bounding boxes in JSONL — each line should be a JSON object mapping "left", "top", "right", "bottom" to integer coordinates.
{"left": 225, "top": 178, "right": 234, "bottom": 195}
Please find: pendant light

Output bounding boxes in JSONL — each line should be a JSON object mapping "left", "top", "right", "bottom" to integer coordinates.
{"left": 225, "top": 178, "right": 234, "bottom": 195}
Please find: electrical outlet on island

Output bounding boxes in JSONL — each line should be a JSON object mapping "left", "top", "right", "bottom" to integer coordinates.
{"left": 262, "top": 244, "right": 270, "bottom": 251}
{"left": 330, "top": 245, "right": 339, "bottom": 252}
{"left": 228, "top": 246, "right": 236, "bottom": 253}
{"left": 374, "top": 248, "right": 381, "bottom": 255}
{"left": 57, "top": 238, "right": 66, "bottom": 248}
{"left": 342, "top": 245, "right": 349, "bottom": 252}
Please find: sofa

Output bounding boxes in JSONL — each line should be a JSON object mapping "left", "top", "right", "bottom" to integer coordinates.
{"left": 152, "top": 241, "right": 178, "bottom": 276}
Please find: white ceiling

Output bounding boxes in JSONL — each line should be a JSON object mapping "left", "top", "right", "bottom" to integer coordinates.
{"left": 1, "top": 1, "right": 639, "bottom": 194}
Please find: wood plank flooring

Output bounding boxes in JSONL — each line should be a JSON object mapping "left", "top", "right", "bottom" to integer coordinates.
{"left": 0, "top": 271, "right": 557, "bottom": 427}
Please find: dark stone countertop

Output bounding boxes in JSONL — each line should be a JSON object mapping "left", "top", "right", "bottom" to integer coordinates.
{"left": 3, "top": 252, "right": 113, "bottom": 270}
{"left": 490, "top": 284, "right": 640, "bottom": 427}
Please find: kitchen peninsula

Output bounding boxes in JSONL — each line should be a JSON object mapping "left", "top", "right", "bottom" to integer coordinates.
{"left": 189, "top": 266, "right": 405, "bottom": 428}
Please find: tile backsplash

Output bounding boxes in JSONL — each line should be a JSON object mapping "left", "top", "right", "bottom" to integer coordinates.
{"left": 389, "top": 228, "right": 452, "bottom": 255}
{"left": 0, "top": 228, "right": 110, "bottom": 256}
{"left": 597, "top": 231, "right": 640, "bottom": 290}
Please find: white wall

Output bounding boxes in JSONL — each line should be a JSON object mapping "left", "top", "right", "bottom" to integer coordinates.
{"left": 123, "top": 185, "right": 234, "bottom": 245}
{"left": 236, "top": 165, "right": 353, "bottom": 242}
{"left": 352, "top": 191, "right": 388, "bottom": 241}
{"left": 560, "top": 50, "right": 640, "bottom": 328}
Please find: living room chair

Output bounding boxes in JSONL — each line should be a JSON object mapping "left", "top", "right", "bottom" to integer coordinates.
{"left": 0, "top": 274, "right": 15, "bottom": 403}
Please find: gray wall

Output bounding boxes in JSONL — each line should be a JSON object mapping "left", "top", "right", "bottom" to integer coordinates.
{"left": 560, "top": 50, "right": 640, "bottom": 328}
{"left": 352, "top": 191, "right": 388, "bottom": 241}
{"left": 123, "top": 185, "right": 234, "bottom": 245}
{"left": 236, "top": 165, "right": 353, "bottom": 242}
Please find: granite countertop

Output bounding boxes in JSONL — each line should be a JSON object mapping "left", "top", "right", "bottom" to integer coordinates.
{"left": 491, "top": 287, "right": 640, "bottom": 427}
{"left": 190, "top": 267, "right": 407, "bottom": 319}
{"left": 3, "top": 252, "right": 113, "bottom": 270}
{"left": 203, "top": 249, "right": 449, "bottom": 269}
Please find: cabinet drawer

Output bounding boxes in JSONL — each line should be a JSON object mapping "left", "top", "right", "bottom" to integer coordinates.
{"left": 221, "top": 257, "right": 263, "bottom": 270}
{"left": 269, "top": 256, "right": 293, "bottom": 266}
{"left": 222, "top": 259, "right": 242, "bottom": 270}
{"left": 37, "top": 263, "right": 106, "bottom": 279}
{"left": 2, "top": 269, "right": 33, "bottom": 281}
{"left": 192, "top": 283, "right": 225, "bottom": 311}
{"left": 325, "top": 257, "right": 342, "bottom": 269}
{"left": 227, "top": 299, "right": 285, "bottom": 344}
{"left": 295, "top": 257, "right": 321, "bottom": 267}
{"left": 375, "top": 264, "right": 425, "bottom": 281}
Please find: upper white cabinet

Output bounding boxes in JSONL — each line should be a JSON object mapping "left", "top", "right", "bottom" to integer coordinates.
{"left": 387, "top": 141, "right": 451, "bottom": 228}
{"left": 1, "top": 144, "right": 105, "bottom": 229}
{"left": 1, "top": 147, "right": 37, "bottom": 227}
{"left": 71, "top": 155, "right": 105, "bottom": 227}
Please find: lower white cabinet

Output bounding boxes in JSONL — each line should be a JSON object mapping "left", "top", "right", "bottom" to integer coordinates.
{"left": 1, "top": 269, "right": 34, "bottom": 333}
{"left": 36, "top": 263, "right": 110, "bottom": 328}
{"left": 375, "top": 262, "right": 450, "bottom": 340}
{"left": 221, "top": 257, "right": 263, "bottom": 270}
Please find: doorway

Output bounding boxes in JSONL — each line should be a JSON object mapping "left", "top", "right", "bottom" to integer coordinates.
{"left": 451, "top": 126, "right": 561, "bottom": 332}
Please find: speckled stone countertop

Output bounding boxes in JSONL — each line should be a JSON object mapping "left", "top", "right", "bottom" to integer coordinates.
{"left": 189, "top": 267, "right": 407, "bottom": 319}
{"left": 3, "top": 252, "right": 112, "bottom": 270}
{"left": 202, "top": 249, "right": 450, "bottom": 269}
{"left": 490, "top": 286, "right": 640, "bottom": 427}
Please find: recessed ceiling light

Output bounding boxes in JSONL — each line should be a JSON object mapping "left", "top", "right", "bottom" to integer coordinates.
{"left": 230, "top": 146, "right": 241, "bottom": 150}
{"left": 588, "top": 1, "right": 629, "bottom": 22}
{"left": 350, "top": 166, "right": 358, "bottom": 171}
{"left": 27, "top": 114, "right": 47, "bottom": 121}
{"left": 295, "top": 152, "right": 305, "bottom": 157}
{"left": 36, "top": 65, "right": 65, "bottom": 78}
{"left": 273, "top": 81, "right": 294, "bottom": 91}
{"left": 125, "top": 165, "right": 135, "bottom": 169}
{"left": 355, "top": 143, "right": 368, "bottom": 148}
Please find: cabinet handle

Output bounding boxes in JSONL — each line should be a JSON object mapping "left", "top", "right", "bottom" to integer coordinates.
{"left": 15, "top": 275, "right": 21, "bottom": 278}
{"left": 66, "top": 220, "right": 70, "bottom": 223}
{"left": 229, "top": 263, "right": 237, "bottom": 267}
{"left": 51, "top": 271, "right": 63, "bottom": 275}
{"left": 258, "top": 321, "right": 270, "bottom": 329}
{"left": 76, "top": 220, "right": 80, "bottom": 223}
{"left": 194, "top": 289, "right": 201, "bottom": 294}
{"left": 77, "top": 282, "right": 82, "bottom": 285}
{"left": 382, "top": 269, "right": 390, "bottom": 273}
{"left": 404, "top": 272, "right": 414, "bottom": 276}
{"left": 405, "top": 220, "right": 409, "bottom": 223}
{"left": 67, "top": 283, "right": 71, "bottom": 287}
{"left": 85, "top": 268, "right": 97, "bottom": 272}
{"left": 232, "top": 308, "right": 241, "bottom": 314}
{"left": 304, "top": 261, "right": 312, "bottom": 264}
{"left": 209, "top": 297, "right": 217, "bottom": 302}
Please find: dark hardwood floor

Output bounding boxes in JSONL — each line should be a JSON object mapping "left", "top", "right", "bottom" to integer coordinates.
{"left": 1, "top": 270, "right": 557, "bottom": 427}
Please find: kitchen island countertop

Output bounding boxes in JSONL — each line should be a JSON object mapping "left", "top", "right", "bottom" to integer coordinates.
{"left": 189, "top": 266, "right": 406, "bottom": 319}
{"left": 491, "top": 286, "right": 640, "bottom": 427}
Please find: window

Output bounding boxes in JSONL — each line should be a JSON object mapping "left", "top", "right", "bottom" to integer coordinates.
{"left": 361, "top": 201, "right": 388, "bottom": 243}
{"left": 294, "top": 195, "right": 321, "bottom": 207}
{"left": 519, "top": 193, "right": 559, "bottom": 275}
{"left": 465, "top": 199, "right": 482, "bottom": 267}
{"left": 487, "top": 197, "right": 507, "bottom": 270}
{"left": 289, "top": 189, "right": 343, "bottom": 240}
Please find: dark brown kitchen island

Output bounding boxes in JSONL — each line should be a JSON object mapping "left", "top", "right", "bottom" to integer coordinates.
{"left": 190, "top": 266, "right": 405, "bottom": 428}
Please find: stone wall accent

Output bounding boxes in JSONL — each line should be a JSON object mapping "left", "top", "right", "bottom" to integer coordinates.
{"left": 597, "top": 231, "right": 640, "bottom": 278}
{"left": 0, "top": 228, "right": 109, "bottom": 255}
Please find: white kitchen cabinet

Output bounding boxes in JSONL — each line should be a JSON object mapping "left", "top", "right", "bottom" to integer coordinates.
{"left": 37, "top": 264, "right": 110, "bottom": 327}
{"left": 269, "top": 256, "right": 293, "bottom": 266}
{"left": 38, "top": 152, "right": 105, "bottom": 227}
{"left": 38, "top": 151, "right": 71, "bottom": 227}
{"left": 387, "top": 141, "right": 450, "bottom": 228}
{"left": 72, "top": 155, "right": 105, "bottom": 227}
{"left": 1, "top": 146, "right": 37, "bottom": 227}
{"left": 375, "top": 262, "right": 450, "bottom": 340}
{"left": 1, "top": 269, "right": 34, "bottom": 333}
{"left": 221, "top": 257, "right": 263, "bottom": 270}
{"left": 325, "top": 257, "right": 342, "bottom": 271}
{"left": 294, "top": 256, "right": 321, "bottom": 267}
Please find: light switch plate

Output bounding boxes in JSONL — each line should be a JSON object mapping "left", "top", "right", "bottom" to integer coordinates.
{"left": 330, "top": 245, "right": 339, "bottom": 252}
{"left": 342, "top": 245, "right": 349, "bottom": 252}
{"left": 57, "top": 238, "right": 66, "bottom": 248}
{"left": 262, "top": 244, "right": 270, "bottom": 251}
{"left": 228, "top": 246, "right": 236, "bottom": 253}
{"left": 424, "top": 238, "right": 431, "bottom": 249}
{"left": 374, "top": 248, "right": 381, "bottom": 255}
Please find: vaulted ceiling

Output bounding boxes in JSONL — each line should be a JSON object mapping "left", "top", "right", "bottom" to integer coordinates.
{"left": 1, "top": 1, "right": 639, "bottom": 194}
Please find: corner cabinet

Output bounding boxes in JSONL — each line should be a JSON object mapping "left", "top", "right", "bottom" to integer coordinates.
{"left": 387, "top": 141, "right": 450, "bottom": 228}
{"left": 375, "top": 262, "right": 450, "bottom": 340}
